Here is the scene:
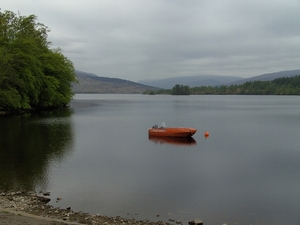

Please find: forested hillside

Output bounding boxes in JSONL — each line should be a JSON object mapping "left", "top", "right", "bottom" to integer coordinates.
{"left": 191, "top": 75, "right": 300, "bottom": 95}
{"left": 0, "top": 10, "right": 76, "bottom": 112}
{"left": 144, "top": 75, "right": 300, "bottom": 95}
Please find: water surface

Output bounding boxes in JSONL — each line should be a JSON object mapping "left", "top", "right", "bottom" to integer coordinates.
{"left": 1, "top": 94, "right": 300, "bottom": 225}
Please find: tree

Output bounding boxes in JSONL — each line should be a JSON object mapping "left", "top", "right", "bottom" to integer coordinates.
{"left": 0, "top": 10, "right": 76, "bottom": 111}
{"left": 171, "top": 84, "right": 191, "bottom": 95}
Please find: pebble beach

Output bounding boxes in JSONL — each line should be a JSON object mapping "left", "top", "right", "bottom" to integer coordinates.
{"left": 0, "top": 191, "right": 186, "bottom": 225}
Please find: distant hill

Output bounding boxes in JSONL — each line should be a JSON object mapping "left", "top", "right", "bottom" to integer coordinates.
{"left": 138, "top": 75, "right": 242, "bottom": 89}
{"left": 226, "top": 69, "right": 300, "bottom": 85}
{"left": 72, "top": 71, "right": 159, "bottom": 94}
{"left": 138, "top": 70, "right": 300, "bottom": 88}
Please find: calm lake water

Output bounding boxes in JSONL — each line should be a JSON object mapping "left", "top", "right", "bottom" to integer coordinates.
{"left": 1, "top": 94, "right": 300, "bottom": 225}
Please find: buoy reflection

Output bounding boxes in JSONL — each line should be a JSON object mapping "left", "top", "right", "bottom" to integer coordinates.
{"left": 204, "top": 131, "right": 210, "bottom": 139}
{"left": 148, "top": 136, "right": 196, "bottom": 146}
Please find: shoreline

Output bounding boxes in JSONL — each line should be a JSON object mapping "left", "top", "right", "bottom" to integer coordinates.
{"left": 0, "top": 209, "right": 79, "bottom": 225}
{"left": 0, "top": 191, "right": 180, "bottom": 225}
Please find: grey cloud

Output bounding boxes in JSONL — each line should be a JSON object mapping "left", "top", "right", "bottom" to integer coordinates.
{"left": 2, "top": 0, "right": 300, "bottom": 81}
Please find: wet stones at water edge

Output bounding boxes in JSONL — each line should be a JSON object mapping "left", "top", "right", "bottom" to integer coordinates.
{"left": 42, "top": 191, "right": 51, "bottom": 196}
{"left": 188, "top": 220, "right": 203, "bottom": 225}
{"left": 0, "top": 191, "right": 200, "bottom": 225}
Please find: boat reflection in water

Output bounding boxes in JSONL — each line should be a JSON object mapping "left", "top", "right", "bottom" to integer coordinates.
{"left": 148, "top": 136, "right": 196, "bottom": 146}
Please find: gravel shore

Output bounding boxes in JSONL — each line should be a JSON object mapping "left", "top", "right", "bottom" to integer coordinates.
{"left": 0, "top": 191, "right": 180, "bottom": 225}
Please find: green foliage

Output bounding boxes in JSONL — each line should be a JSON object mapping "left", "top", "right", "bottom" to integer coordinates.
{"left": 171, "top": 84, "right": 191, "bottom": 95}
{"left": 0, "top": 10, "right": 76, "bottom": 111}
{"left": 0, "top": 88, "right": 23, "bottom": 109}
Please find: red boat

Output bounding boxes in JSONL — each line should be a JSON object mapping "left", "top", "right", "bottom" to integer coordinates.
{"left": 148, "top": 123, "right": 197, "bottom": 138}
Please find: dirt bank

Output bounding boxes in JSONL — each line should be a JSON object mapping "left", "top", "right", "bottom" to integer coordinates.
{"left": 0, "top": 191, "right": 174, "bottom": 225}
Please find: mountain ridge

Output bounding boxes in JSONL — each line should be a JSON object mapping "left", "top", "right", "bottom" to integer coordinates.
{"left": 72, "top": 69, "right": 300, "bottom": 93}
{"left": 138, "top": 75, "right": 242, "bottom": 89}
{"left": 72, "top": 70, "right": 159, "bottom": 94}
{"left": 138, "top": 69, "right": 300, "bottom": 89}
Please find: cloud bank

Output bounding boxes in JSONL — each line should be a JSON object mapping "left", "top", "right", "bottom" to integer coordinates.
{"left": 2, "top": 0, "right": 300, "bottom": 81}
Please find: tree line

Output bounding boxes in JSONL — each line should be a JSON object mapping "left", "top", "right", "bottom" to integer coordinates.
{"left": 0, "top": 10, "right": 76, "bottom": 112}
{"left": 144, "top": 75, "right": 300, "bottom": 95}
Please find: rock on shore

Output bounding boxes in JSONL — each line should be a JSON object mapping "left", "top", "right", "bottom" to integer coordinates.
{"left": 0, "top": 191, "right": 173, "bottom": 225}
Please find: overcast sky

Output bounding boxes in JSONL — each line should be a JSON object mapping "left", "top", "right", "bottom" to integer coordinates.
{"left": 2, "top": 0, "right": 300, "bottom": 81}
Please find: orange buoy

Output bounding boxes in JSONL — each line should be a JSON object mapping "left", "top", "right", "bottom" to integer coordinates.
{"left": 204, "top": 131, "right": 210, "bottom": 138}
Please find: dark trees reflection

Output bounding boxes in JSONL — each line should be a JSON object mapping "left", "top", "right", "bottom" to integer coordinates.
{"left": 0, "top": 108, "right": 74, "bottom": 191}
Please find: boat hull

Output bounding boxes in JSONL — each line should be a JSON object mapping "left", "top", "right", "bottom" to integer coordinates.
{"left": 148, "top": 127, "right": 197, "bottom": 138}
